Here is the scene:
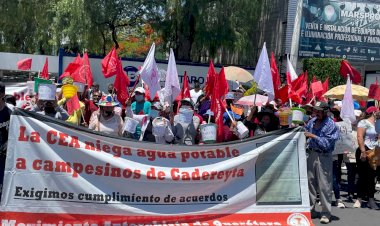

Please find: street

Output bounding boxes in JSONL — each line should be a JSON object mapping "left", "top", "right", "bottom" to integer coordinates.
{"left": 312, "top": 167, "right": 380, "bottom": 226}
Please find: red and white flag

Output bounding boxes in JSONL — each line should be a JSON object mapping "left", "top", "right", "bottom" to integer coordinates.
{"left": 17, "top": 58, "right": 32, "bottom": 70}
{"left": 287, "top": 55, "right": 298, "bottom": 82}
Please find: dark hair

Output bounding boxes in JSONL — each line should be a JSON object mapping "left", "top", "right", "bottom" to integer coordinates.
{"left": 196, "top": 94, "right": 205, "bottom": 105}
{"left": 0, "top": 81, "right": 5, "bottom": 93}
{"left": 4, "top": 95, "right": 16, "bottom": 106}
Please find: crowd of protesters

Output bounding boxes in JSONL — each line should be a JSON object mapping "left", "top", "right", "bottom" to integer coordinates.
{"left": 0, "top": 78, "right": 380, "bottom": 224}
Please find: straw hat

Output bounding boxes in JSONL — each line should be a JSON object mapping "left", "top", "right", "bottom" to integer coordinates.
{"left": 98, "top": 95, "right": 119, "bottom": 107}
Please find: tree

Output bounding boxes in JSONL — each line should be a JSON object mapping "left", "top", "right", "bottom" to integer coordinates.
{"left": 160, "top": 0, "right": 262, "bottom": 65}
{"left": 303, "top": 58, "right": 345, "bottom": 89}
{"left": 83, "top": 0, "right": 165, "bottom": 55}
{"left": 0, "top": 0, "right": 55, "bottom": 54}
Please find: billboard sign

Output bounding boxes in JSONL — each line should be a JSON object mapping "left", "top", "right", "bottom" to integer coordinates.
{"left": 299, "top": 0, "right": 380, "bottom": 62}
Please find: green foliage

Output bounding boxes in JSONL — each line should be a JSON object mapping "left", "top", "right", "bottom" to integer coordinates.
{"left": 0, "top": 0, "right": 262, "bottom": 62}
{"left": 302, "top": 58, "right": 345, "bottom": 89}
{"left": 160, "top": 0, "right": 262, "bottom": 64}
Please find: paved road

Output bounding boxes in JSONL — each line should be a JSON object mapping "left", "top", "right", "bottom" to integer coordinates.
{"left": 312, "top": 167, "right": 380, "bottom": 226}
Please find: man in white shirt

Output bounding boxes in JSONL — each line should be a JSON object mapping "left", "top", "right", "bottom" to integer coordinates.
{"left": 190, "top": 81, "right": 203, "bottom": 106}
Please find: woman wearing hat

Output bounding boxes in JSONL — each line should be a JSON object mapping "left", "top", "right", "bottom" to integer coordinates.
{"left": 354, "top": 106, "right": 379, "bottom": 210}
{"left": 89, "top": 95, "right": 123, "bottom": 136}
{"left": 172, "top": 98, "right": 201, "bottom": 145}
{"left": 254, "top": 108, "right": 279, "bottom": 136}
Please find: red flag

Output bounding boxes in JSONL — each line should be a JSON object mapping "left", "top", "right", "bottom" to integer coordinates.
{"left": 59, "top": 62, "right": 81, "bottom": 80}
{"left": 218, "top": 67, "right": 229, "bottom": 98}
{"left": 340, "top": 60, "right": 361, "bottom": 84}
{"left": 311, "top": 81, "right": 324, "bottom": 96}
{"left": 270, "top": 53, "right": 281, "bottom": 98}
{"left": 17, "top": 58, "right": 32, "bottom": 70}
{"left": 40, "top": 57, "right": 49, "bottom": 79}
{"left": 114, "top": 59, "right": 130, "bottom": 108}
{"left": 292, "top": 71, "right": 308, "bottom": 98}
{"left": 210, "top": 69, "right": 229, "bottom": 142}
{"left": 66, "top": 94, "right": 81, "bottom": 115}
{"left": 204, "top": 60, "right": 217, "bottom": 98}
{"left": 278, "top": 85, "right": 289, "bottom": 104}
{"left": 180, "top": 71, "right": 191, "bottom": 99}
{"left": 71, "top": 54, "right": 85, "bottom": 83}
{"left": 368, "top": 84, "right": 380, "bottom": 100}
{"left": 82, "top": 52, "right": 94, "bottom": 88}
{"left": 312, "top": 75, "right": 317, "bottom": 83}
{"left": 286, "top": 71, "right": 302, "bottom": 104}
{"left": 101, "top": 47, "right": 118, "bottom": 78}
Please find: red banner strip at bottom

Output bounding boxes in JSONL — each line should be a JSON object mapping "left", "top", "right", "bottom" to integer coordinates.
{"left": 0, "top": 212, "right": 313, "bottom": 226}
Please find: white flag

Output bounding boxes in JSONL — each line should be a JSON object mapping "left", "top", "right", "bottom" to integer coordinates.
{"left": 139, "top": 43, "right": 160, "bottom": 101}
{"left": 287, "top": 55, "right": 298, "bottom": 82}
{"left": 163, "top": 48, "right": 180, "bottom": 102}
{"left": 252, "top": 42, "right": 274, "bottom": 101}
{"left": 340, "top": 78, "right": 356, "bottom": 123}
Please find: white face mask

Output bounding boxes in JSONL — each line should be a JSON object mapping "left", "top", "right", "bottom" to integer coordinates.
{"left": 150, "top": 109, "right": 159, "bottom": 118}
{"left": 135, "top": 94, "right": 144, "bottom": 102}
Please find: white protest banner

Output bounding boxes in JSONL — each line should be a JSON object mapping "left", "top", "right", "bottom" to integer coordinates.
{"left": 333, "top": 120, "right": 355, "bottom": 155}
{"left": 0, "top": 109, "right": 312, "bottom": 226}
{"left": 5, "top": 84, "right": 32, "bottom": 107}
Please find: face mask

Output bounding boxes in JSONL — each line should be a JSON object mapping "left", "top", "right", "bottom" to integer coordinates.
{"left": 150, "top": 109, "right": 159, "bottom": 118}
{"left": 135, "top": 95, "right": 144, "bottom": 102}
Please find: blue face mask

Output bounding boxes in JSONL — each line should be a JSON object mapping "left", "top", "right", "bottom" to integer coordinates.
{"left": 150, "top": 109, "right": 159, "bottom": 118}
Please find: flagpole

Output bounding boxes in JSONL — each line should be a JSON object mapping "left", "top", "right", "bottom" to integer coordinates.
{"left": 126, "top": 74, "right": 141, "bottom": 103}
{"left": 225, "top": 109, "right": 234, "bottom": 122}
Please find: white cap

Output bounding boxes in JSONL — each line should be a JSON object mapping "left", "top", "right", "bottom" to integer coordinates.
{"left": 354, "top": 110, "right": 362, "bottom": 117}
{"left": 134, "top": 87, "right": 145, "bottom": 94}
